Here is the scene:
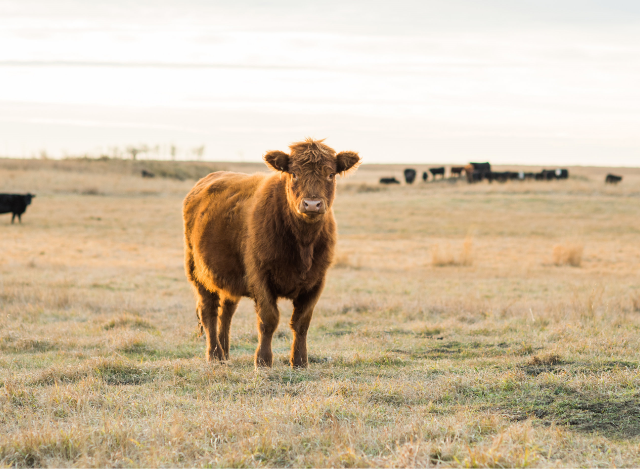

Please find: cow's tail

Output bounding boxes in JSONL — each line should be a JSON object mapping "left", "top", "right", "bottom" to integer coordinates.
{"left": 184, "top": 239, "right": 205, "bottom": 337}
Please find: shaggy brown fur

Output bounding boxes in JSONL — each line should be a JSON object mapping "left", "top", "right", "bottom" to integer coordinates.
{"left": 183, "top": 138, "right": 360, "bottom": 368}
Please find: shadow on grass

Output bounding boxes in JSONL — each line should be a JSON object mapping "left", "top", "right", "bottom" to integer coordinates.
{"left": 390, "top": 340, "right": 537, "bottom": 360}
{"left": 29, "top": 357, "right": 159, "bottom": 386}
{"left": 498, "top": 386, "right": 640, "bottom": 439}
{"left": 521, "top": 360, "right": 638, "bottom": 376}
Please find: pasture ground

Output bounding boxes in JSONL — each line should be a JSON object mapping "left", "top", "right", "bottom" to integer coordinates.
{"left": 1, "top": 158, "right": 640, "bottom": 467}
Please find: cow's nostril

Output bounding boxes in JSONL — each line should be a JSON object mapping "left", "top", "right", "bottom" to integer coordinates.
{"left": 301, "top": 198, "right": 325, "bottom": 214}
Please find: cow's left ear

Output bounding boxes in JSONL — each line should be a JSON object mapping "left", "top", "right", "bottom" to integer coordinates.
{"left": 263, "top": 150, "right": 290, "bottom": 172}
{"left": 336, "top": 151, "right": 361, "bottom": 176}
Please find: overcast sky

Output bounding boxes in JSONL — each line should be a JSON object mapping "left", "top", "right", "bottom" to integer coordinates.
{"left": 1, "top": 0, "right": 639, "bottom": 165}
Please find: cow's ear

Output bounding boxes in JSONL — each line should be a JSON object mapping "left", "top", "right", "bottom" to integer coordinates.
{"left": 336, "top": 151, "right": 361, "bottom": 176}
{"left": 263, "top": 150, "right": 290, "bottom": 172}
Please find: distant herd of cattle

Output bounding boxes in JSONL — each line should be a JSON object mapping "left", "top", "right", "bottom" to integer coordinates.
{"left": 380, "top": 162, "right": 624, "bottom": 186}
{"left": 0, "top": 164, "right": 628, "bottom": 224}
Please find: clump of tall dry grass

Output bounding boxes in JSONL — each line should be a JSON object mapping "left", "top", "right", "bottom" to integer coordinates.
{"left": 552, "top": 243, "right": 584, "bottom": 267}
{"left": 432, "top": 236, "right": 473, "bottom": 267}
{"left": 332, "top": 251, "right": 361, "bottom": 269}
{"left": 102, "top": 313, "right": 154, "bottom": 330}
{"left": 527, "top": 353, "right": 562, "bottom": 366}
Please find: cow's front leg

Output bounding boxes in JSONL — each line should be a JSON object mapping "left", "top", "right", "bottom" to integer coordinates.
{"left": 290, "top": 282, "right": 323, "bottom": 368}
{"left": 253, "top": 286, "right": 279, "bottom": 368}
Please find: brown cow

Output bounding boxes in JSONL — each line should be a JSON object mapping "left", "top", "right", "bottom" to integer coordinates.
{"left": 450, "top": 166, "right": 465, "bottom": 177}
{"left": 183, "top": 138, "right": 360, "bottom": 368}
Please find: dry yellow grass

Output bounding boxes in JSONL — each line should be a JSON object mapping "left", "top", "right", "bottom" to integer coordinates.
{"left": 1, "top": 158, "right": 640, "bottom": 467}
{"left": 552, "top": 243, "right": 584, "bottom": 267}
{"left": 432, "top": 235, "right": 473, "bottom": 267}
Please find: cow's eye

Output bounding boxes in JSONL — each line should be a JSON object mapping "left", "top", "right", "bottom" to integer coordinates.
{"left": 291, "top": 172, "right": 297, "bottom": 181}
{"left": 328, "top": 173, "right": 335, "bottom": 181}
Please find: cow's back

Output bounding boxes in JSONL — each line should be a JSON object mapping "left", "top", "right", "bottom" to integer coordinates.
{"left": 183, "top": 171, "right": 267, "bottom": 296}
{"left": 0, "top": 194, "right": 14, "bottom": 214}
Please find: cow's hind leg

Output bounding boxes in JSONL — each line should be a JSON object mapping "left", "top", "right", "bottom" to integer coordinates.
{"left": 217, "top": 295, "right": 239, "bottom": 360}
{"left": 195, "top": 284, "right": 224, "bottom": 362}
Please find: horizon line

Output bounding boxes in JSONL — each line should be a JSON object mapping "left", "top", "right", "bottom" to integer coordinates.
{"left": 1, "top": 155, "right": 638, "bottom": 170}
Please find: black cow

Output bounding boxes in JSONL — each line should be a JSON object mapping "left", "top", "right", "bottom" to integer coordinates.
{"left": 466, "top": 162, "right": 492, "bottom": 183}
{"left": 540, "top": 169, "right": 557, "bottom": 180}
{"left": 429, "top": 167, "right": 445, "bottom": 179}
{"left": 490, "top": 172, "right": 510, "bottom": 183}
{"left": 422, "top": 171, "right": 428, "bottom": 182}
{"left": 379, "top": 177, "right": 400, "bottom": 184}
{"left": 470, "top": 162, "right": 491, "bottom": 172}
{"left": 141, "top": 170, "right": 155, "bottom": 178}
{"left": 557, "top": 169, "right": 569, "bottom": 179}
{"left": 0, "top": 193, "right": 35, "bottom": 223}
{"left": 404, "top": 168, "right": 417, "bottom": 184}
{"left": 605, "top": 174, "right": 622, "bottom": 184}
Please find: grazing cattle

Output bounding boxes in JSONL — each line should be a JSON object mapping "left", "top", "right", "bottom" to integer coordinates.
{"left": 404, "top": 168, "right": 417, "bottom": 184}
{"left": 141, "top": 170, "right": 155, "bottom": 178}
{"left": 471, "top": 162, "right": 491, "bottom": 172}
{"left": 451, "top": 166, "right": 465, "bottom": 177}
{"left": 422, "top": 171, "right": 428, "bottom": 182}
{"left": 183, "top": 138, "right": 360, "bottom": 368}
{"left": 605, "top": 174, "right": 622, "bottom": 184}
{"left": 490, "top": 172, "right": 512, "bottom": 183}
{"left": 429, "top": 167, "right": 445, "bottom": 179}
{"left": 380, "top": 177, "right": 400, "bottom": 184}
{"left": 542, "top": 168, "right": 569, "bottom": 179}
{"left": 0, "top": 193, "right": 35, "bottom": 224}
{"left": 465, "top": 162, "right": 492, "bottom": 183}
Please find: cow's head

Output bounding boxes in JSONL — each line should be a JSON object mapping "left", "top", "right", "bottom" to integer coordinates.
{"left": 264, "top": 138, "right": 360, "bottom": 222}
{"left": 26, "top": 194, "right": 34, "bottom": 205}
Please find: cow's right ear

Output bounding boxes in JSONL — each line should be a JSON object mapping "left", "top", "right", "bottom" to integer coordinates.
{"left": 263, "top": 150, "right": 290, "bottom": 172}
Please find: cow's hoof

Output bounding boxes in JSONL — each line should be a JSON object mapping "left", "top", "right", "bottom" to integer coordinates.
{"left": 290, "top": 357, "right": 308, "bottom": 369}
{"left": 254, "top": 354, "right": 273, "bottom": 368}
{"left": 207, "top": 346, "right": 226, "bottom": 362}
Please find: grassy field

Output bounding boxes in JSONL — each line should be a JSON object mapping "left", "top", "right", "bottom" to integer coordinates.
{"left": 1, "top": 157, "right": 640, "bottom": 467}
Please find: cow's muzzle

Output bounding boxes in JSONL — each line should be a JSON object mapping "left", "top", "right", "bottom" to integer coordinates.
{"left": 300, "top": 198, "right": 325, "bottom": 215}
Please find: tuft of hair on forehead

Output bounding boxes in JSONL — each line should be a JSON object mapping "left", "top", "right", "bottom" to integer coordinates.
{"left": 288, "top": 137, "right": 336, "bottom": 166}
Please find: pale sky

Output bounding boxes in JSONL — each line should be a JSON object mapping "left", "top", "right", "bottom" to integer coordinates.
{"left": 1, "top": 0, "right": 639, "bottom": 165}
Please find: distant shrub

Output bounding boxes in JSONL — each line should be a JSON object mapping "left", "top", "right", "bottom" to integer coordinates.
{"left": 355, "top": 183, "right": 382, "bottom": 193}
{"left": 552, "top": 243, "right": 583, "bottom": 267}
{"left": 80, "top": 187, "right": 102, "bottom": 196}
